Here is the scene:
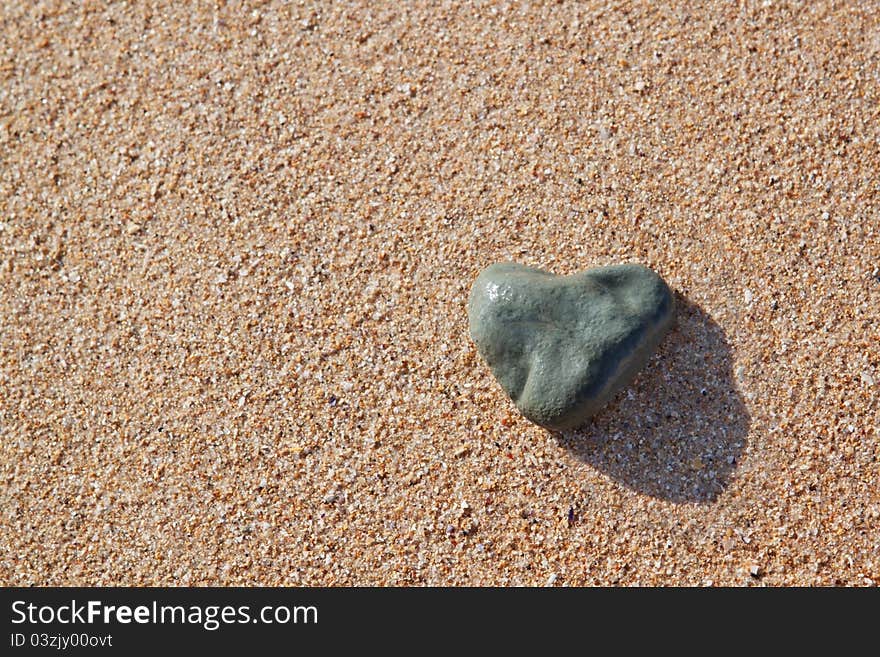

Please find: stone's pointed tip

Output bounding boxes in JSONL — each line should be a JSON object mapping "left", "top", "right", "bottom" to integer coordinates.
{"left": 468, "top": 262, "right": 675, "bottom": 430}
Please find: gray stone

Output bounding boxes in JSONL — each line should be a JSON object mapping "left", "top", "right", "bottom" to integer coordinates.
{"left": 467, "top": 262, "right": 675, "bottom": 430}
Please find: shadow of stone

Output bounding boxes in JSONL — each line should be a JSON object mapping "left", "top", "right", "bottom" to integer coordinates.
{"left": 555, "top": 293, "right": 750, "bottom": 504}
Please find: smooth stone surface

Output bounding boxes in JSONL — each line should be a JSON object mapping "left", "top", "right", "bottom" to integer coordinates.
{"left": 468, "top": 262, "right": 675, "bottom": 430}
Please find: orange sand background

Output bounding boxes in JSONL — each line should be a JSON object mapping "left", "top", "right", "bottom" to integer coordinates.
{"left": 1, "top": 0, "right": 878, "bottom": 585}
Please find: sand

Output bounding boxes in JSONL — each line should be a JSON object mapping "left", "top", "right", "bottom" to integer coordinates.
{"left": 1, "top": 0, "right": 878, "bottom": 586}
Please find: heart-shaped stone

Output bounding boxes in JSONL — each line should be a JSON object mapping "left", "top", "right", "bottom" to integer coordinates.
{"left": 468, "top": 262, "right": 675, "bottom": 430}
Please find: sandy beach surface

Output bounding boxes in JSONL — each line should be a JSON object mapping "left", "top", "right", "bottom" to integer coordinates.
{"left": 2, "top": 0, "right": 878, "bottom": 586}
